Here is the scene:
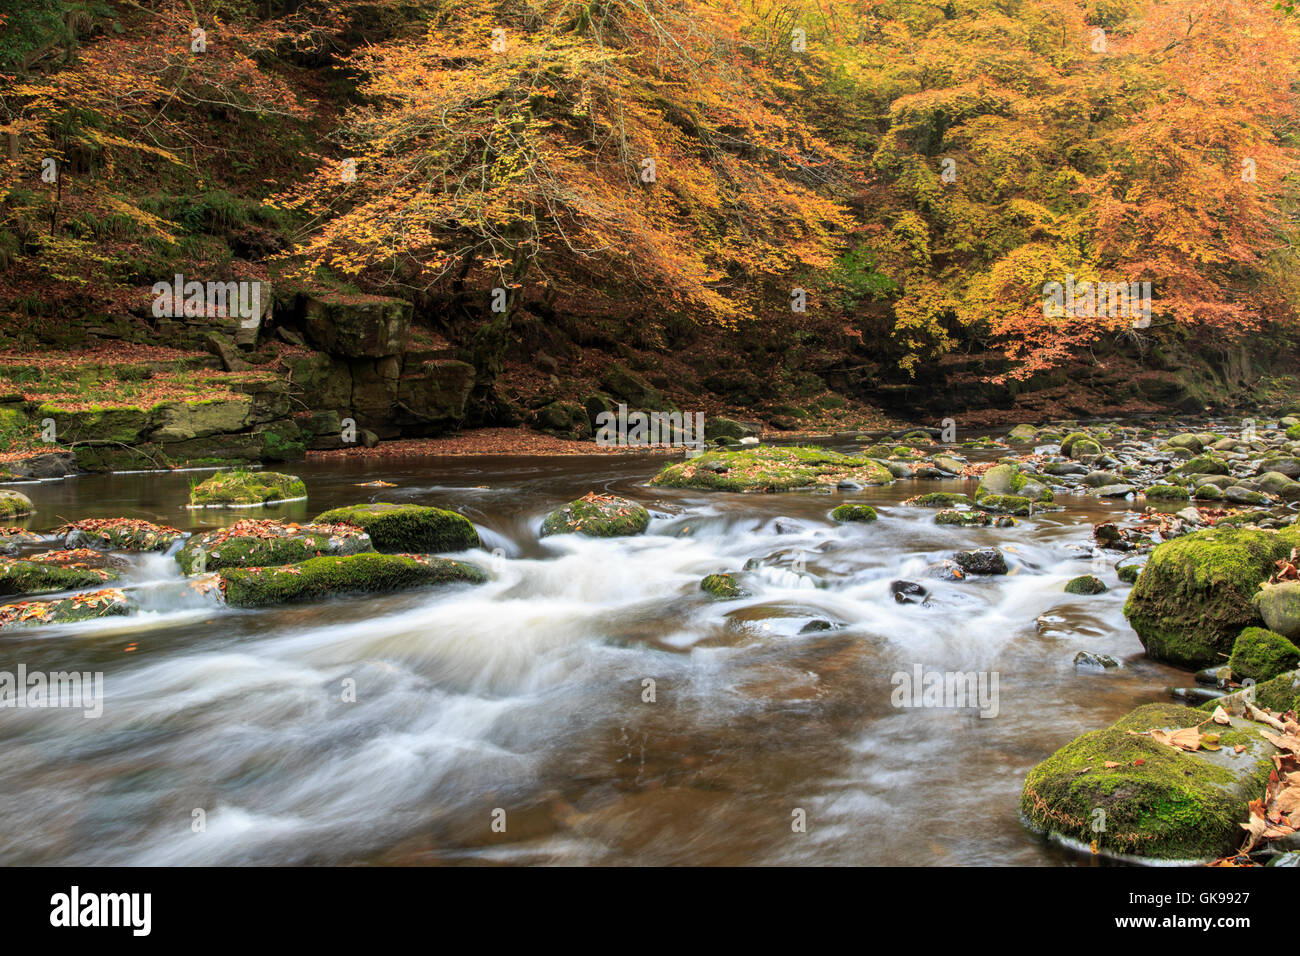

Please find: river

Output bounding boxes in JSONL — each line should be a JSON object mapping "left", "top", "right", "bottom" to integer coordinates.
{"left": 0, "top": 442, "right": 1192, "bottom": 865}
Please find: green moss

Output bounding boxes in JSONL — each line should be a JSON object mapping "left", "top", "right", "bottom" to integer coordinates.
{"left": 831, "top": 504, "right": 877, "bottom": 522}
{"left": 1021, "top": 703, "right": 1275, "bottom": 861}
{"left": 0, "top": 588, "right": 133, "bottom": 629}
{"left": 700, "top": 573, "right": 748, "bottom": 598}
{"left": 314, "top": 502, "right": 480, "bottom": 552}
{"left": 976, "top": 494, "right": 1033, "bottom": 515}
{"left": 189, "top": 469, "right": 306, "bottom": 507}
{"left": 906, "top": 492, "right": 970, "bottom": 508}
{"left": 1286, "top": 423, "right": 1300, "bottom": 440}
{"left": 1145, "top": 484, "right": 1190, "bottom": 500}
{"left": 57, "top": 518, "right": 183, "bottom": 551}
{"left": 540, "top": 495, "right": 649, "bottom": 537}
{"left": 220, "top": 553, "right": 487, "bottom": 608}
{"left": 0, "top": 557, "right": 117, "bottom": 596}
{"left": 1116, "top": 559, "right": 1144, "bottom": 584}
{"left": 1065, "top": 575, "right": 1107, "bottom": 595}
{"left": 650, "top": 445, "right": 893, "bottom": 492}
{"left": 934, "top": 509, "right": 993, "bottom": 526}
{"left": 1198, "top": 670, "right": 1300, "bottom": 716}
{"left": 1060, "top": 431, "right": 1100, "bottom": 457}
{"left": 1229, "top": 627, "right": 1300, "bottom": 683}
{"left": 0, "top": 490, "right": 34, "bottom": 519}
{"left": 1123, "top": 525, "right": 1300, "bottom": 669}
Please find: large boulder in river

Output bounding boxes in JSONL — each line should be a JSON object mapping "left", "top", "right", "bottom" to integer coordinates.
{"left": 0, "top": 555, "right": 118, "bottom": 597}
{"left": 177, "top": 519, "right": 373, "bottom": 574}
{"left": 189, "top": 470, "right": 305, "bottom": 508}
{"left": 0, "top": 588, "right": 133, "bottom": 629}
{"left": 651, "top": 445, "right": 892, "bottom": 492}
{"left": 541, "top": 494, "right": 650, "bottom": 538}
{"left": 56, "top": 518, "right": 183, "bottom": 551}
{"left": 1123, "top": 525, "right": 1300, "bottom": 668}
{"left": 974, "top": 463, "right": 1053, "bottom": 504}
{"left": 0, "top": 490, "right": 34, "bottom": 520}
{"left": 1021, "top": 703, "right": 1276, "bottom": 862}
{"left": 301, "top": 292, "right": 411, "bottom": 358}
{"left": 314, "top": 502, "right": 480, "bottom": 553}
{"left": 219, "top": 553, "right": 486, "bottom": 608}
{"left": 1228, "top": 626, "right": 1300, "bottom": 683}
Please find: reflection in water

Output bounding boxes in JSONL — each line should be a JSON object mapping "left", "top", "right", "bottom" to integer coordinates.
{"left": 0, "top": 449, "right": 1189, "bottom": 865}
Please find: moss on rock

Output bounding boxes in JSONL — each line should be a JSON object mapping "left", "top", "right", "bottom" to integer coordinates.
{"left": 700, "top": 573, "right": 748, "bottom": 599}
{"left": 56, "top": 518, "right": 183, "bottom": 551}
{"left": 650, "top": 445, "right": 893, "bottom": 492}
{"left": 540, "top": 494, "right": 649, "bottom": 538}
{"left": 314, "top": 502, "right": 480, "bottom": 553}
{"left": 906, "top": 492, "right": 970, "bottom": 508}
{"left": 177, "top": 519, "right": 374, "bottom": 574}
{"left": 0, "top": 588, "right": 133, "bottom": 629}
{"left": 1253, "top": 581, "right": 1300, "bottom": 641}
{"left": 0, "top": 556, "right": 117, "bottom": 596}
{"left": 189, "top": 470, "right": 306, "bottom": 507}
{"left": 0, "top": 490, "right": 34, "bottom": 519}
{"left": 975, "top": 464, "right": 1053, "bottom": 504}
{"left": 220, "top": 553, "right": 486, "bottom": 608}
{"left": 1122, "top": 525, "right": 1300, "bottom": 669}
{"left": 1065, "top": 575, "right": 1107, "bottom": 595}
{"left": 831, "top": 504, "right": 877, "bottom": 522}
{"left": 1020, "top": 703, "right": 1276, "bottom": 861}
{"left": 1228, "top": 627, "right": 1300, "bottom": 683}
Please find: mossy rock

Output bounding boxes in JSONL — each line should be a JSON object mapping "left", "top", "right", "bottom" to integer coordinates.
{"left": 219, "top": 553, "right": 486, "bottom": 608}
{"left": 1122, "top": 525, "right": 1300, "bottom": 669}
{"left": 1228, "top": 627, "right": 1300, "bottom": 683}
{"left": 1064, "top": 575, "right": 1107, "bottom": 595}
{"left": 1116, "top": 558, "right": 1145, "bottom": 584}
{"left": 541, "top": 494, "right": 649, "bottom": 538}
{"left": 975, "top": 464, "right": 1053, "bottom": 503}
{"left": 700, "top": 573, "right": 748, "bottom": 599}
{"left": 1172, "top": 455, "right": 1231, "bottom": 477}
{"left": 1253, "top": 580, "right": 1300, "bottom": 641}
{"left": 1144, "top": 484, "right": 1189, "bottom": 500}
{"left": 1201, "top": 669, "right": 1300, "bottom": 716}
{"left": 975, "top": 494, "right": 1033, "bottom": 516}
{"left": 177, "top": 519, "right": 374, "bottom": 574}
{"left": 0, "top": 588, "right": 133, "bottom": 629}
{"left": 57, "top": 518, "right": 183, "bottom": 551}
{"left": 831, "top": 504, "right": 877, "bottom": 522}
{"left": 314, "top": 502, "right": 480, "bottom": 553}
{"left": 189, "top": 470, "right": 306, "bottom": 507}
{"left": 650, "top": 445, "right": 893, "bottom": 493}
{"left": 1060, "top": 431, "right": 1101, "bottom": 458}
{"left": 934, "top": 509, "right": 993, "bottom": 527}
{"left": 0, "top": 556, "right": 117, "bottom": 597}
{"left": 0, "top": 490, "right": 34, "bottom": 519}
{"left": 907, "top": 492, "right": 970, "bottom": 508}
{"left": 1007, "top": 424, "right": 1039, "bottom": 443}
{"left": 1287, "top": 423, "right": 1300, "bottom": 441}
{"left": 1021, "top": 703, "right": 1276, "bottom": 862}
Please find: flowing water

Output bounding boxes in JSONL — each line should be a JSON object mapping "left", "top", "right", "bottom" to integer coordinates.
{"left": 0, "top": 443, "right": 1192, "bottom": 866}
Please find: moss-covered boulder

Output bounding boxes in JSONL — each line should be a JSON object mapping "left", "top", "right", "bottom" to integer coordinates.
{"left": 189, "top": 470, "right": 306, "bottom": 508}
{"left": 1007, "top": 424, "right": 1039, "bottom": 443}
{"left": 1021, "top": 703, "right": 1276, "bottom": 862}
{"left": 974, "top": 464, "right": 1053, "bottom": 504}
{"left": 540, "top": 494, "right": 649, "bottom": 538}
{"left": 1228, "top": 627, "right": 1300, "bottom": 683}
{"left": 934, "top": 509, "right": 1010, "bottom": 527}
{"left": 1172, "top": 455, "right": 1231, "bottom": 477}
{"left": 219, "top": 553, "right": 486, "bottom": 608}
{"left": 177, "top": 519, "right": 373, "bottom": 574}
{"left": 1123, "top": 525, "right": 1300, "bottom": 669}
{"left": 0, "top": 588, "right": 133, "bottom": 629}
{"left": 1065, "top": 575, "right": 1107, "bottom": 595}
{"left": 700, "top": 573, "right": 748, "bottom": 599}
{"left": 650, "top": 445, "right": 893, "bottom": 493}
{"left": 0, "top": 555, "right": 118, "bottom": 596}
{"left": 975, "top": 494, "right": 1033, "bottom": 516}
{"left": 56, "top": 518, "right": 183, "bottom": 552}
{"left": 1060, "top": 432, "right": 1102, "bottom": 459}
{"left": 1144, "top": 484, "right": 1189, "bottom": 500}
{"left": 314, "top": 502, "right": 480, "bottom": 553}
{"left": 1256, "top": 472, "right": 1300, "bottom": 501}
{"left": 1253, "top": 581, "right": 1300, "bottom": 641}
{"left": 0, "top": 490, "right": 34, "bottom": 519}
{"left": 831, "top": 504, "right": 877, "bottom": 523}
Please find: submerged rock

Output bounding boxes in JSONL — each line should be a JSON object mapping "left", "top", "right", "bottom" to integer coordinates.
{"left": 219, "top": 553, "right": 486, "bottom": 608}
{"left": 1064, "top": 575, "right": 1107, "bottom": 595}
{"left": 1123, "top": 525, "right": 1300, "bottom": 669}
{"left": 954, "top": 547, "right": 1008, "bottom": 575}
{"left": 1073, "top": 651, "right": 1119, "bottom": 670}
{"left": 177, "top": 519, "right": 373, "bottom": 574}
{"left": 189, "top": 470, "right": 306, "bottom": 508}
{"left": 315, "top": 502, "right": 480, "bottom": 553}
{"left": 1021, "top": 703, "right": 1276, "bottom": 862}
{"left": 540, "top": 494, "right": 650, "bottom": 538}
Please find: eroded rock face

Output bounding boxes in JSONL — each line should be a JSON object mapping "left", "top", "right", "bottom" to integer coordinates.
{"left": 301, "top": 293, "right": 411, "bottom": 358}
{"left": 1021, "top": 703, "right": 1276, "bottom": 862}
